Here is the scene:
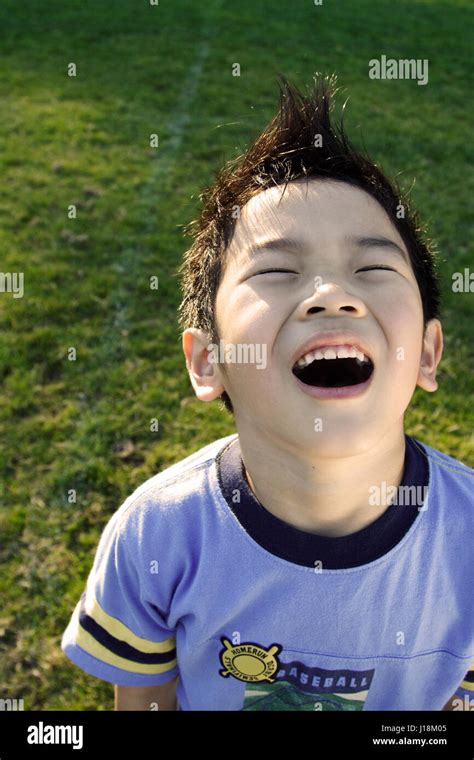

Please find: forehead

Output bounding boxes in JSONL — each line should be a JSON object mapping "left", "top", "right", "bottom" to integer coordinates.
{"left": 227, "top": 178, "right": 405, "bottom": 258}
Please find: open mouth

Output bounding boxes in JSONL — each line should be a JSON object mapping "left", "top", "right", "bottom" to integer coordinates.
{"left": 292, "top": 351, "right": 374, "bottom": 388}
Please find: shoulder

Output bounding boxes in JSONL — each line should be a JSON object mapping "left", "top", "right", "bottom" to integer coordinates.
{"left": 110, "top": 433, "right": 238, "bottom": 538}
{"left": 419, "top": 439, "right": 473, "bottom": 483}
{"left": 416, "top": 438, "right": 474, "bottom": 513}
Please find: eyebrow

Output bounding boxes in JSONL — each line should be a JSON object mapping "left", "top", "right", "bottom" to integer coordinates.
{"left": 246, "top": 235, "right": 409, "bottom": 264}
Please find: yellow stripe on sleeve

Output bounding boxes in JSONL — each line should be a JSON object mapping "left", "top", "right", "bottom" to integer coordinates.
{"left": 69, "top": 603, "right": 178, "bottom": 675}
{"left": 84, "top": 594, "right": 176, "bottom": 654}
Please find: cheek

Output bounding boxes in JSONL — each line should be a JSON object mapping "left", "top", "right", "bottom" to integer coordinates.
{"left": 374, "top": 282, "right": 423, "bottom": 330}
{"left": 214, "top": 291, "right": 280, "bottom": 392}
{"left": 217, "top": 289, "right": 277, "bottom": 342}
{"left": 378, "top": 302, "right": 424, "bottom": 371}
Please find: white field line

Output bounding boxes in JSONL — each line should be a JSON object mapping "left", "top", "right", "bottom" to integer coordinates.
{"left": 99, "top": 3, "right": 222, "bottom": 362}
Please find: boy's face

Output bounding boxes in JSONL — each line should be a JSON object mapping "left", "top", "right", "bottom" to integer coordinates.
{"left": 183, "top": 179, "right": 443, "bottom": 455}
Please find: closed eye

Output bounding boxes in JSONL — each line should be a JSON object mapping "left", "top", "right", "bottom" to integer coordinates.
{"left": 357, "top": 265, "right": 396, "bottom": 272}
{"left": 253, "top": 268, "right": 297, "bottom": 275}
{"left": 251, "top": 266, "right": 396, "bottom": 279}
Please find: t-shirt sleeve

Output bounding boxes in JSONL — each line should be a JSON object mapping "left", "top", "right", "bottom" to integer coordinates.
{"left": 451, "top": 662, "right": 474, "bottom": 706}
{"left": 61, "top": 503, "right": 179, "bottom": 686}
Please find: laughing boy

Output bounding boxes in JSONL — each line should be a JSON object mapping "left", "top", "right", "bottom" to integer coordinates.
{"left": 62, "top": 74, "right": 474, "bottom": 711}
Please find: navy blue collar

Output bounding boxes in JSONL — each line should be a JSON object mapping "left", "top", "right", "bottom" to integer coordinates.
{"left": 216, "top": 435, "right": 429, "bottom": 569}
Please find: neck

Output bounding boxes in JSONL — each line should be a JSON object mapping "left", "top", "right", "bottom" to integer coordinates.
{"left": 237, "top": 424, "right": 407, "bottom": 537}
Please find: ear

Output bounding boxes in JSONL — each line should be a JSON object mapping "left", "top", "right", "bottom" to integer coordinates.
{"left": 416, "top": 319, "right": 443, "bottom": 392}
{"left": 182, "top": 328, "right": 225, "bottom": 402}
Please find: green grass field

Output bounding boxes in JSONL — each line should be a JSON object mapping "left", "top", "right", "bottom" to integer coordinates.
{"left": 0, "top": 0, "right": 472, "bottom": 709}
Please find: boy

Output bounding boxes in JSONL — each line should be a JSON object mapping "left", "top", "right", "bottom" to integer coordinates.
{"left": 61, "top": 74, "right": 474, "bottom": 711}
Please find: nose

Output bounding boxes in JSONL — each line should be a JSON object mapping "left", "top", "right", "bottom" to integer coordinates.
{"left": 296, "top": 282, "right": 367, "bottom": 318}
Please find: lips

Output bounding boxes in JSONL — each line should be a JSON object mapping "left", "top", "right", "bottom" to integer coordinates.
{"left": 290, "top": 332, "right": 375, "bottom": 390}
{"left": 291, "top": 332, "right": 375, "bottom": 368}
{"left": 293, "top": 353, "right": 374, "bottom": 388}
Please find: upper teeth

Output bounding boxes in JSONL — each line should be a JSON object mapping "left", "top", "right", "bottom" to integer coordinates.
{"left": 296, "top": 345, "right": 369, "bottom": 368}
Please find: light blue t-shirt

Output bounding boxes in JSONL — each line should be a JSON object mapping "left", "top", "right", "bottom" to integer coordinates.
{"left": 61, "top": 434, "right": 474, "bottom": 710}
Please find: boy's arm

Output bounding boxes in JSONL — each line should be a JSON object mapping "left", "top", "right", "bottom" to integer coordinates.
{"left": 114, "top": 675, "right": 179, "bottom": 711}
{"left": 61, "top": 506, "right": 180, "bottom": 699}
